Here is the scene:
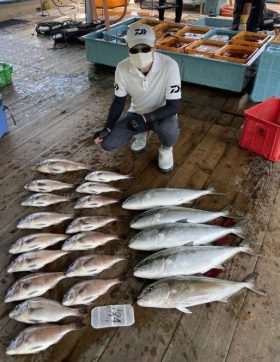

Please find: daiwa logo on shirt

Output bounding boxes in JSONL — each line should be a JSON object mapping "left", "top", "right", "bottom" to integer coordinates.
{"left": 114, "top": 83, "right": 119, "bottom": 91}
{"left": 170, "top": 85, "right": 180, "bottom": 93}
{"left": 135, "top": 28, "right": 147, "bottom": 36}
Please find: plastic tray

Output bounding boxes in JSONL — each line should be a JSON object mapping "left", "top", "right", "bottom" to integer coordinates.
{"left": 214, "top": 44, "right": 258, "bottom": 64}
{"left": 0, "top": 63, "right": 13, "bottom": 88}
{"left": 176, "top": 26, "right": 211, "bottom": 41}
{"left": 157, "top": 36, "right": 194, "bottom": 53}
{"left": 185, "top": 39, "right": 226, "bottom": 57}
{"left": 129, "top": 18, "right": 162, "bottom": 28}
{"left": 192, "top": 17, "right": 233, "bottom": 29}
{"left": 103, "top": 25, "right": 128, "bottom": 43}
{"left": 204, "top": 28, "right": 237, "bottom": 43}
{"left": 231, "top": 31, "right": 270, "bottom": 48}
{"left": 251, "top": 44, "right": 280, "bottom": 102}
{"left": 239, "top": 97, "right": 280, "bottom": 161}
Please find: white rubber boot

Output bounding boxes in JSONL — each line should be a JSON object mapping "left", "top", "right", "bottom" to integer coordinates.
{"left": 131, "top": 132, "right": 149, "bottom": 153}
{"left": 158, "top": 145, "right": 174, "bottom": 172}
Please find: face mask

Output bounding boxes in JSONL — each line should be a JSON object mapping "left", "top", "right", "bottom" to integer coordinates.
{"left": 129, "top": 52, "right": 153, "bottom": 69}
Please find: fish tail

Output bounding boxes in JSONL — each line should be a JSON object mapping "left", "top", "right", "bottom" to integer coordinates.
{"left": 239, "top": 238, "right": 264, "bottom": 257}
{"left": 207, "top": 184, "right": 227, "bottom": 195}
{"left": 221, "top": 204, "right": 233, "bottom": 216}
{"left": 244, "top": 272, "right": 267, "bottom": 296}
{"left": 71, "top": 320, "right": 87, "bottom": 330}
{"left": 234, "top": 219, "right": 247, "bottom": 239}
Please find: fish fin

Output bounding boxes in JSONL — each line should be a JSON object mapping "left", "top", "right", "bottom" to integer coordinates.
{"left": 221, "top": 204, "right": 233, "bottom": 215}
{"left": 177, "top": 306, "right": 192, "bottom": 314}
{"left": 243, "top": 272, "right": 267, "bottom": 296}
{"left": 233, "top": 219, "right": 247, "bottom": 239}
{"left": 239, "top": 238, "right": 264, "bottom": 257}
{"left": 71, "top": 320, "right": 87, "bottom": 330}
{"left": 214, "top": 264, "right": 225, "bottom": 270}
{"left": 207, "top": 184, "right": 227, "bottom": 196}
{"left": 218, "top": 298, "right": 229, "bottom": 303}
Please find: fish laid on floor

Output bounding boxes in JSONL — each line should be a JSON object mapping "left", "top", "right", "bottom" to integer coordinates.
{"left": 5, "top": 272, "right": 66, "bottom": 303}
{"left": 62, "top": 231, "right": 120, "bottom": 251}
{"left": 62, "top": 277, "right": 124, "bottom": 306}
{"left": 74, "top": 195, "right": 118, "bottom": 209}
{"left": 85, "top": 171, "right": 133, "bottom": 183}
{"left": 66, "top": 216, "right": 118, "bottom": 234}
{"left": 122, "top": 186, "right": 223, "bottom": 210}
{"left": 133, "top": 241, "right": 261, "bottom": 279}
{"left": 130, "top": 205, "right": 234, "bottom": 229}
{"left": 137, "top": 273, "right": 267, "bottom": 313}
{"left": 9, "top": 297, "right": 87, "bottom": 324}
{"left": 24, "top": 179, "right": 74, "bottom": 193}
{"left": 65, "top": 254, "right": 129, "bottom": 277}
{"left": 9, "top": 233, "right": 68, "bottom": 254}
{"left": 17, "top": 212, "right": 74, "bottom": 229}
{"left": 32, "top": 158, "right": 92, "bottom": 174}
{"left": 6, "top": 321, "right": 85, "bottom": 355}
{"left": 128, "top": 221, "right": 246, "bottom": 251}
{"left": 21, "top": 193, "right": 72, "bottom": 207}
{"left": 7, "top": 250, "right": 69, "bottom": 273}
{"left": 76, "top": 182, "right": 120, "bottom": 195}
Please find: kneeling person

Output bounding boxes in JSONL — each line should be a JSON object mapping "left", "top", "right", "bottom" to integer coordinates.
{"left": 93, "top": 24, "right": 181, "bottom": 172}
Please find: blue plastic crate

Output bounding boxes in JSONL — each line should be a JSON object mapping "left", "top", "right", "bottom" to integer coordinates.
{"left": 251, "top": 44, "right": 280, "bottom": 102}
{"left": 103, "top": 25, "right": 128, "bottom": 44}
{"left": 0, "top": 96, "right": 9, "bottom": 139}
{"left": 204, "top": 28, "right": 237, "bottom": 42}
{"left": 193, "top": 17, "right": 232, "bottom": 28}
{"left": 203, "top": 0, "right": 227, "bottom": 16}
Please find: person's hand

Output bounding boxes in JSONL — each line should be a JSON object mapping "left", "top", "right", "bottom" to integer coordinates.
{"left": 238, "top": 23, "right": 247, "bottom": 32}
{"left": 127, "top": 114, "right": 149, "bottom": 133}
{"left": 93, "top": 128, "right": 110, "bottom": 144}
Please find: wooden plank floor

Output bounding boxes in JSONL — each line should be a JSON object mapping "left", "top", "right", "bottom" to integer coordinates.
{"left": 0, "top": 7, "right": 280, "bottom": 362}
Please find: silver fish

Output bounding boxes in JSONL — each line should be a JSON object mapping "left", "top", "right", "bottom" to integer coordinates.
{"left": 133, "top": 241, "right": 260, "bottom": 279}
{"left": 62, "top": 277, "right": 124, "bottom": 306}
{"left": 85, "top": 171, "right": 133, "bottom": 182}
{"left": 6, "top": 321, "right": 84, "bottom": 355}
{"left": 130, "top": 205, "right": 233, "bottom": 229}
{"left": 62, "top": 231, "right": 120, "bottom": 251}
{"left": 74, "top": 195, "right": 118, "bottom": 209}
{"left": 76, "top": 182, "right": 120, "bottom": 194}
{"left": 32, "top": 158, "right": 92, "bottom": 174}
{"left": 137, "top": 273, "right": 267, "bottom": 313}
{"left": 24, "top": 179, "right": 74, "bottom": 193}
{"left": 9, "top": 233, "right": 68, "bottom": 254}
{"left": 122, "top": 186, "right": 222, "bottom": 210}
{"left": 9, "top": 297, "right": 86, "bottom": 324}
{"left": 7, "top": 250, "right": 69, "bottom": 273}
{"left": 17, "top": 212, "right": 74, "bottom": 229}
{"left": 5, "top": 272, "right": 65, "bottom": 303}
{"left": 65, "top": 254, "right": 129, "bottom": 277}
{"left": 128, "top": 221, "right": 245, "bottom": 251}
{"left": 21, "top": 193, "right": 71, "bottom": 207}
{"left": 66, "top": 216, "right": 118, "bottom": 234}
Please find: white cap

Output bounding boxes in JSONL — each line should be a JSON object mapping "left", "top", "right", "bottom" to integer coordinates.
{"left": 126, "top": 24, "right": 156, "bottom": 49}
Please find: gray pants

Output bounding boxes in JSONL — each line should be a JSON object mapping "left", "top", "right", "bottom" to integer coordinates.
{"left": 101, "top": 112, "right": 180, "bottom": 151}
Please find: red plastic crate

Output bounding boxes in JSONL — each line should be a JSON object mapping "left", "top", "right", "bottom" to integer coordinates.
{"left": 239, "top": 97, "right": 280, "bottom": 161}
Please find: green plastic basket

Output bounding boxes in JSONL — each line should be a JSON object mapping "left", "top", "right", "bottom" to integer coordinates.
{"left": 0, "top": 63, "right": 13, "bottom": 88}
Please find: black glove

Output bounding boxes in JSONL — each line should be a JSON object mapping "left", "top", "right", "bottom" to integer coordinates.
{"left": 93, "top": 128, "right": 110, "bottom": 140}
{"left": 127, "top": 114, "right": 150, "bottom": 133}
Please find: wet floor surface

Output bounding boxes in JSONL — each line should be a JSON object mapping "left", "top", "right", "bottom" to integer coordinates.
{"left": 0, "top": 9, "right": 280, "bottom": 362}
